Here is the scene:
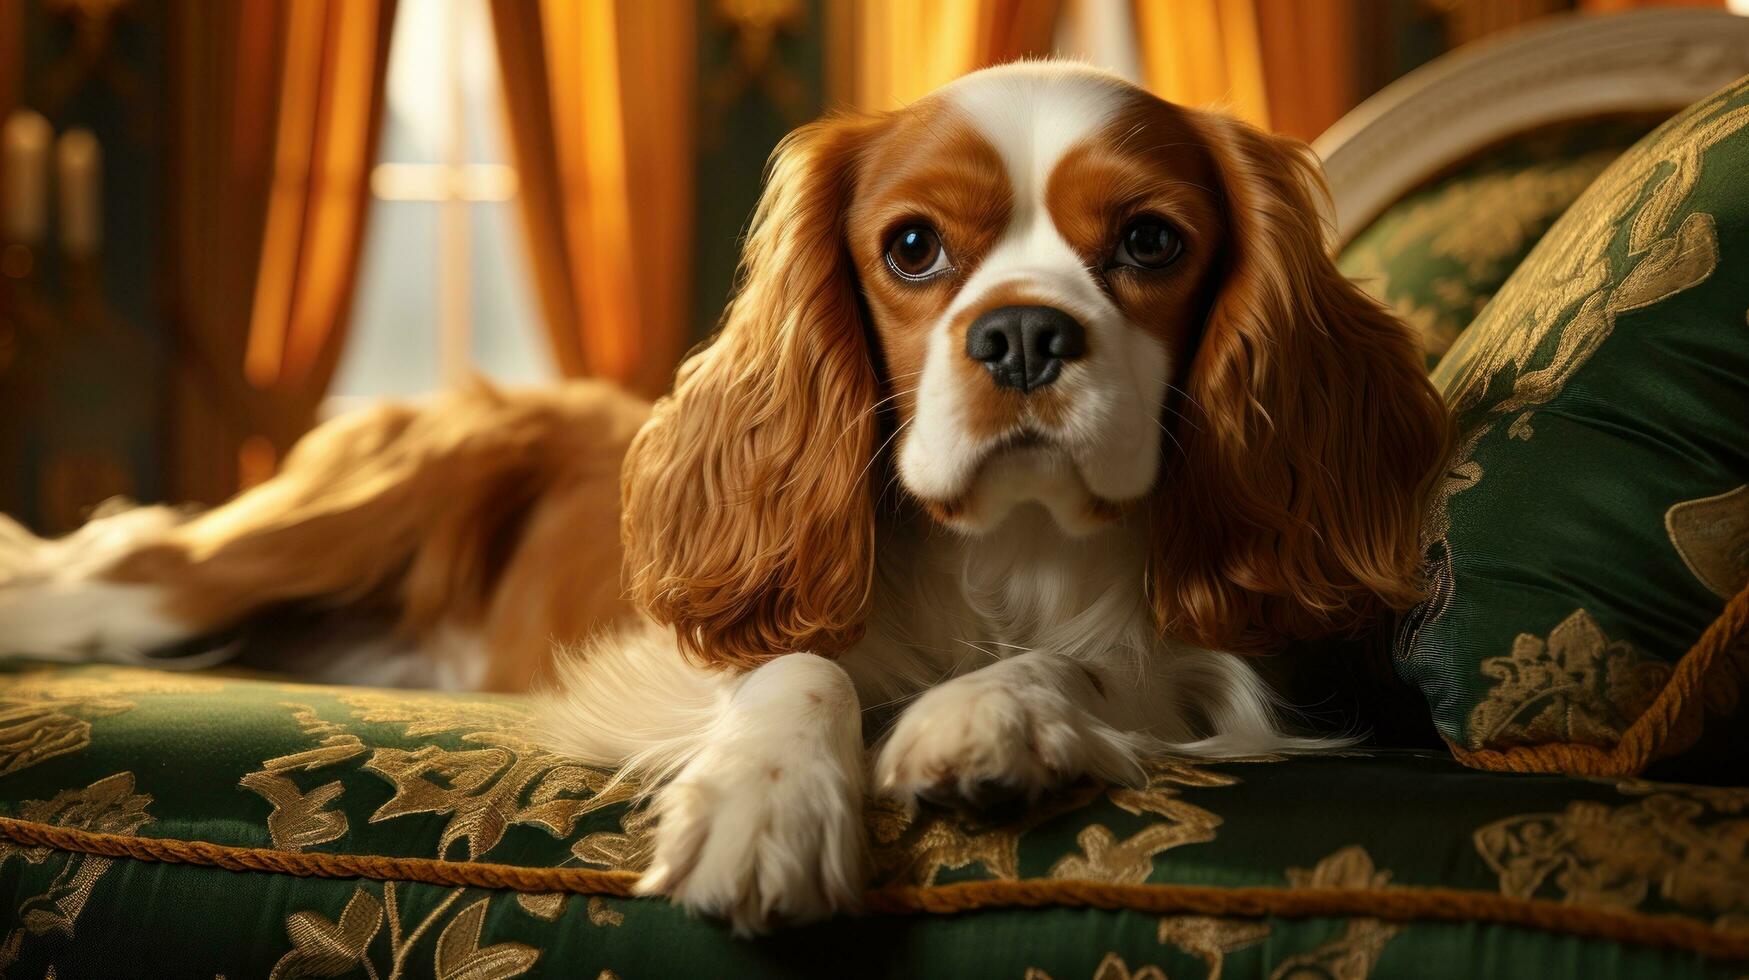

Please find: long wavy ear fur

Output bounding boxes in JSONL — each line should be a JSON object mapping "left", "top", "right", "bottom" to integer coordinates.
{"left": 622, "top": 115, "right": 884, "bottom": 670}
{"left": 1149, "top": 112, "right": 1451, "bottom": 655}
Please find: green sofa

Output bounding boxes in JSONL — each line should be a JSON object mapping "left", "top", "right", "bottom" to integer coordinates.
{"left": 5, "top": 53, "right": 1749, "bottom": 980}
{"left": 0, "top": 664, "right": 1741, "bottom": 979}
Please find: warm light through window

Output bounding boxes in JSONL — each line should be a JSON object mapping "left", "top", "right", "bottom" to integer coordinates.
{"left": 327, "top": 0, "right": 552, "bottom": 415}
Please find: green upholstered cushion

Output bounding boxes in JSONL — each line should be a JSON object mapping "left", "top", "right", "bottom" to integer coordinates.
{"left": 1339, "top": 116, "right": 1661, "bottom": 367}
{"left": 1397, "top": 77, "right": 1749, "bottom": 776}
{"left": 1, "top": 663, "right": 1746, "bottom": 977}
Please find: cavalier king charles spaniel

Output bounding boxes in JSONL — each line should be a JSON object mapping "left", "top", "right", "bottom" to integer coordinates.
{"left": 0, "top": 63, "right": 1448, "bottom": 933}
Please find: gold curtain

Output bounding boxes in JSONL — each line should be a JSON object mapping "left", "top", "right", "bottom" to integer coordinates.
{"left": 169, "top": 1, "right": 395, "bottom": 501}
{"left": 490, "top": 1, "right": 696, "bottom": 398}
{"left": 827, "top": 0, "right": 1064, "bottom": 111}
{"left": 1132, "top": 0, "right": 1356, "bottom": 143}
{"left": 1133, "top": 0, "right": 1269, "bottom": 127}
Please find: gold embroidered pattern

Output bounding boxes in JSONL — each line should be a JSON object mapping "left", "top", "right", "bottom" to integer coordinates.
{"left": 435, "top": 898, "right": 540, "bottom": 980}
{"left": 1049, "top": 759, "right": 1245, "bottom": 889}
{"left": 269, "top": 882, "right": 538, "bottom": 980}
{"left": 1346, "top": 153, "right": 1618, "bottom": 359}
{"left": 0, "top": 667, "right": 224, "bottom": 777}
{"left": 1025, "top": 951, "right": 1168, "bottom": 980}
{"left": 514, "top": 892, "right": 566, "bottom": 921}
{"left": 586, "top": 896, "right": 624, "bottom": 927}
{"left": 270, "top": 885, "right": 382, "bottom": 980}
{"left": 1273, "top": 847, "right": 1403, "bottom": 980}
{"left": 867, "top": 791, "right": 1059, "bottom": 886}
{"left": 1475, "top": 783, "right": 1749, "bottom": 927}
{"left": 1468, "top": 609, "right": 1672, "bottom": 750}
{"left": 874, "top": 761, "right": 1234, "bottom": 888}
{"left": 571, "top": 806, "right": 654, "bottom": 872}
{"left": 0, "top": 773, "right": 152, "bottom": 968}
{"left": 241, "top": 771, "right": 350, "bottom": 851}
{"left": 1156, "top": 915, "right": 1271, "bottom": 980}
{"left": 1429, "top": 85, "right": 1746, "bottom": 559}
{"left": 240, "top": 704, "right": 369, "bottom": 851}
{"left": 341, "top": 694, "right": 638, "bottom": 860}
{"left": 1666, "top": 485, "right": 1749, "bottom": 600}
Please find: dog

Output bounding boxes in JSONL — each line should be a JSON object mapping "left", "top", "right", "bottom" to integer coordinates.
{"left": 0, "top": 62, "right": 1448, "bottom": 933}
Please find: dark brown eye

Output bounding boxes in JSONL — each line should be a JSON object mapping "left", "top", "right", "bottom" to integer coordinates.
{"left": 886, "top": 225, "right": 951, "bottom": 280}
{"left": 1112, "top": 218, "right": 1183, "bottom": 270}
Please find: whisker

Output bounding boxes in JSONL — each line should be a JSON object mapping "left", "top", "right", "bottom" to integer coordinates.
{"left": 1153, "top": 415, "right": 1190, "bottom": 464}
{"left": 1165, "top": 383, "right": 1209, "bottom": 419}
{"left": 856, "top": 416, "right": 913, "bottom": 486}
{"left": 1159, "top": 400, "right": 1203, "bottom": 434}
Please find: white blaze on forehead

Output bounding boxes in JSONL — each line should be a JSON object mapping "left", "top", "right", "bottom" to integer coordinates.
{"left": 938, "top": 63, "right": 1127, "bottom": 203}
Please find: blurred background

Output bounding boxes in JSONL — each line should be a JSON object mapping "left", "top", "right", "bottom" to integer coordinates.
{"left": 0, "top": 0, "right": 1741, "bottom": 532}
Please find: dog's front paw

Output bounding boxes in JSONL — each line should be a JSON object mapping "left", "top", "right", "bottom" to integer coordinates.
{"left": 635, "top": 738, "right": 864, "bottom": 935}
{"left": 875, "top": 663, "right": 1142, "bottom": 809}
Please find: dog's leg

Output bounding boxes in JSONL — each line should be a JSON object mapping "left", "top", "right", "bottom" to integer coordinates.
{"left": 541, "top": 633, "right": 865, "bottom": 935}
{"left": 873, "top": 646, "right": 1311, "bottom": 808}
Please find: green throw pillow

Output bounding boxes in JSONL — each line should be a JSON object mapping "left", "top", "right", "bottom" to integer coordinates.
{"left": 1340, "top": 116, "right": 1662, "bottom": 368}
{"left": 1398, "top": 76, "right": 1749, "bottom": 778}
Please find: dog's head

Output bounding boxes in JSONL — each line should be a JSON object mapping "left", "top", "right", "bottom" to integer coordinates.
{"left": 623, "top": 63, "right": 1450, "bottom": 667}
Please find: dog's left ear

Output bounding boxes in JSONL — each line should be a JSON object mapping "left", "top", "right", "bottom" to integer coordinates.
{"left": 621, "top": 114, "right": 885, "bottom": 671}
{"left": 1149, "top": 112, "right": 1451, "bottom": 655}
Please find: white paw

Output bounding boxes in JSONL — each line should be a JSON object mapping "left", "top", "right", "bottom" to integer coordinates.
{"left": 875, "top": 663, "right": 1143, "bottom": 808}
{"left": 634, "top": 736, "right": 864, "bottom": 935}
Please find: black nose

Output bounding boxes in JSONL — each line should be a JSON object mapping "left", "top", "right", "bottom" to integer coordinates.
{"left": 965, "top": 306, "right": 1087, "bottom": 392}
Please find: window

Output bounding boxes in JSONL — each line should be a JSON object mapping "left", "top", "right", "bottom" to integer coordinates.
{"left": 328, "top": 0, "right": 552, "bottom": 414}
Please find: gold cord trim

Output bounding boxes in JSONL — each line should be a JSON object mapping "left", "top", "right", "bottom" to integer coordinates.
{"left": 1, "top": 816, "right": 1744, "bottom": 959}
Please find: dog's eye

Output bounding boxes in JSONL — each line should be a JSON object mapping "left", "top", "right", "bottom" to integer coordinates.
{"left": 1111, "top": 218, "right": 1183, "bottom": 270}
{"left": 886, "top": 225, "right": 952, "bottom": 281}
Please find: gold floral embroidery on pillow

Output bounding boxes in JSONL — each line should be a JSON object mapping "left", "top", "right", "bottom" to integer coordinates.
{"left": 872, "top": 760, "right": 1234, "bottom": 888}
{"left": 1156, "top": 915, "right": 1271, "bottom": 979}
{"left": 1276, "top": 847, "right": 1402, "bottom": 980}
{"left": 239, "top": 702, "right": 369, "bottom": 850}
{"left": 0, "top": 666, "right": 225, "bottom": 777}
{"left": 1025, "top": 952, "right": 1168, "bottom": 980}
{"left": 1031, "top": 849, "right": 1404, "bottom": 980}
{"left": 0, "top": 772, "right": 152, "bottom": 971}
{"left": 1343, "top": 151, "right": 1619, "bottom": 360}
{"left": 269, "top": 883, "right": 539, "bottom": 980}
{"left": 338, "top": 693, "right": 638, "bottom": 861}
{"left": 1467, "top": 608, "right": 1672, "bottom": 750}
{"left": 1474, "top": 782, "right": 1749, "bottom": 926}
{"left": 1044, "top": 762, "right": 1236, "bottom": 885}
{"left": 1427, "top": 87, "right": 1745, "bottom": 554}
{"left": 1666, "top": 484, "right": 1749, "bottom": 600}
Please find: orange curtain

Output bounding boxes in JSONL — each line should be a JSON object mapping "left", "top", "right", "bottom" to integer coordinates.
{"left": 490, "top": 1, "right": 696, "bottom": 398}
{"left": 1428, "top": 0, "right": 1568, "bottom": 45}
{"left": 1133, "top": 0, "right": 1356, "bottom": 142}
{"left": 1133, "top": 0, "right": 1270, "bottom": 127}
{"left": 168, "top": 0, "right": 395, "bottom": 501}
{"left": 827, "top": 0, "right": 1064, "bottom": 110}
{"left": 1577, "top": 0, "right": 1722, "bottom": 9}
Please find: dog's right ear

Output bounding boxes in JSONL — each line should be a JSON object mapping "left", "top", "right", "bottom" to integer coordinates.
{"left": 1147, "top": 110, "right": 1451, "bottom": 656}
{"left": 622, "top": 114, "right": 887, "bottom": 670}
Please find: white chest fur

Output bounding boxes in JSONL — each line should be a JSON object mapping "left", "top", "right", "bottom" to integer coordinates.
{"left": 845, "top": 506, "right": 1159, "bottom": 717}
